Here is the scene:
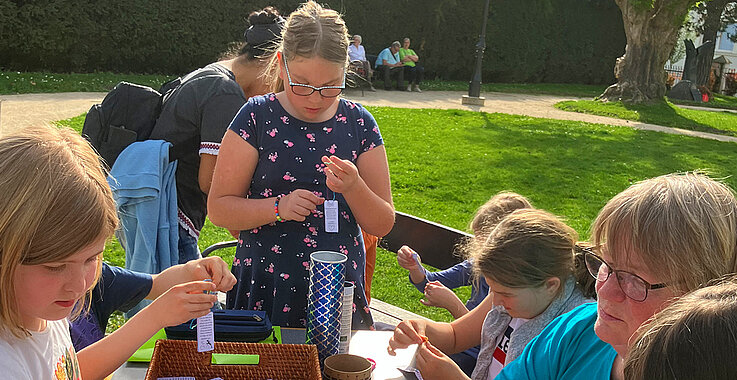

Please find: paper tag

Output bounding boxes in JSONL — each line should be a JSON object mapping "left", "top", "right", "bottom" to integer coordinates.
{"left": 197, "top": 311, "right": 215, "bottom": 352}
{"left": 325, "top": 200, "right": 339, "bottom": 233}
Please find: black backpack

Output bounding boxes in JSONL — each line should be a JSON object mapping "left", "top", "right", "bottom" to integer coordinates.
{"left": 82, "top": 78, "right": 182, "bottom": 168}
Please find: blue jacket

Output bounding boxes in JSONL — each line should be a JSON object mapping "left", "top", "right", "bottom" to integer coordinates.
{"left": 411, "top": 259, "right": 490, "bottom": 311}
{"left": 108, "top": 140, "right": 179, "bottom": 275}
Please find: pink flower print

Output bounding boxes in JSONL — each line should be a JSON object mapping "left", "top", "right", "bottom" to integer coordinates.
{"left": 308, "top": 226, "right": 318, "bottom": 236}
{"left": 302, "top": 261, "right": 310, "bottom": 270}
{"left": 254, "top": 300, "right": 263, "bottom": 310}
{"left": 283, "top": 304, "right": 291, "bottom": 313}
{"left": 238, "top": 129, "right": 250, "bottom": 140}
{"left": 280, "top": 273, "right": 290, "bottom": 280}
{"left": 353, "top": 303, "right": 357, "bottom": 313}
{"left": 339, "top": 245, "right": 348, "bottom": 255}
{"left": 266, "top": 263, "right": 274, "bottom": 273}
{"left": 269, "top": 94, "right": 276, "bottom": 101}
{"left": 369, "top": 142, "right": 376, "bottom": 150}
{"left": 244, "top": 258, "right": 252, "bottom": 266}
{"left": 312, "top": 209, "right": 324, "bottom": 218}
{"left": 352, "top": 151, "right": 357, "bottom": 160}
{"left": 267, "top": 128, "right": 277, "bottom": 137}
{"left": 250, "top": 112, "right": 257, "bottom": 126}
{"left": 361, "top": 139, "right": 367, "bottom": 146}
{"left": 313, "top": 191, "right": 323, "bottom": 198}
{"left": 315, "top": 163, "right": 325, "bottom": 173}
{"left": 283, "top": 140, "right": 294, "bottom": 148}
{"left": 323, "top": 126, "right": 333, "bottom": 133}
{"left": 251, "top": 228, "right": 260, "bottom": 234}
{"left": 233, "top": 258, "right": 241, "bottom": 266}
{"left": 326, "top": 144, "right": 337, "bottom": 154}
{"left": 335, "top": 114, "right": 347, "bottom": 123}
{"left": 237, "top": 238, "right": 244, "bottom": 245}
{"left": 295, "top": 156, "right": 303, "bottom": 163}
{"left": 373, "top": 126, "right": 379, "bottom": 134}
{"left": 306, "top": 133, "right": 315, "bottom": 143}
{"left": 363, "top": 306, "right": 371, "bottom": 315}
{"left": 271, "top": 245, "right": 282, "bottom": 254}
{"left": 352, "top": 260, "right": 358, "bottom": 270}
{"left": 304, "top": 236, "right": 317, "bottom": 248}
{"left": 280, "top": 115, "right": 290, "bottom": 124}
{"left": 357, "top": 118, "right": 365, "bottom": 126}
{"left": 341, "top": 211, "right": 350, "bottom": 221}
{"left": 354, "top": 237, "right": 359, "bottom": 246}
{"left": 268, "top": 152, "right": 278, "bottom": 162}
{"left": 283, "top": 172, "right": 296, "bottom": 182}
{"left": 347, "top": 101, "right": 356, "bottom": 109}
{"left": 261, "top": 188, "right": 272, "bottom": 197}
{"left": 246, "top": 292, "right": 250, "bottom": 298}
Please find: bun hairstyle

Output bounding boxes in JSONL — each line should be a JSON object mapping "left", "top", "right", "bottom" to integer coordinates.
{"left": 240, "top": 6, "right": 285, "bottom": 59}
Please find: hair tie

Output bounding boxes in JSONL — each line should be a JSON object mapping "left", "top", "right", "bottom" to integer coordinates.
{"left": 244, "top": 17, "right": 285, "bottom": 46}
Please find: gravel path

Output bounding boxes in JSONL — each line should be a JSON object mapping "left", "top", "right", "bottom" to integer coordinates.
{"left": 1, "top": 90, "right": 734, "bottom": 143}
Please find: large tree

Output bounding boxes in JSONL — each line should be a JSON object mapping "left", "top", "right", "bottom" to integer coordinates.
{"left": 687, "top": 1, "right": 737, "bottom": 88}
{"left": 600, "top": 0, "right": 699, "bottom": 103}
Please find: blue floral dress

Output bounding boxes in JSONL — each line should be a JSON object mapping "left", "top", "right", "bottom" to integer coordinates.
{"left": 225, "top": 93, "right": 383, "bottom": 328}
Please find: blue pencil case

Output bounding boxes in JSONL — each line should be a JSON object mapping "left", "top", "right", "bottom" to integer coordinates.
{"left": 165, "top": 309, "right": 277, "bottom": 343}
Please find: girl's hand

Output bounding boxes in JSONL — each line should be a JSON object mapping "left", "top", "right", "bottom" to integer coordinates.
{"left": 397, "top": 245, "right": 421, "bottom": 271}
{"left": 278, "top": 189, "right": 325, "bottom": 222}
{"left": 388, "top": 319, "right": 427, "bottom": 355}
{"left": 182, "top": 256, "right": 237, "bottom": 293}
{"left": 146, "top": 281, "right": 218, "bottom": 328}
{"left": 322, "top": 155, "right": 361, "bottom": 194}
{"left": 416, "top": 341, "right": 469, "bottom": 380}
{"left": 421, "top": 281, "right": 462, "bottom": 310}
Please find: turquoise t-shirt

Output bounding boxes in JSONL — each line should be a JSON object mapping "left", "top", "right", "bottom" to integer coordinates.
{"left": 375, "top": 47, "right": 399, "bottom": 68}
{"left": 496, "top": 303, "right": 617, "bottom": 380}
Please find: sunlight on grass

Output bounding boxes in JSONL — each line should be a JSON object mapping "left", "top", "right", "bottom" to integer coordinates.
{"left": 58, "top": 105, "right": 737, "bottom": 326}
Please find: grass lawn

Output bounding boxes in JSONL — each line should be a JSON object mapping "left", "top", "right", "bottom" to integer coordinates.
{"left": 0, "top": 71, "right": 175, "bottom": 94}
{"left": 555, "top": 99, "right": 737, "bottom": 137}
{"left": 669, "top": 93, "right": 737, "bottom": 111}
{"left": 2, "top": 70, "right": 608, "bottom": 98}
{"left": 57, "top": 104, "right": 737, "bottom": 327}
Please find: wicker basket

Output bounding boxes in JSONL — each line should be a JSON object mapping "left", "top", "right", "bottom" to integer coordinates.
{"left": 144, "top": 339, "right": 322, "bottom": 380}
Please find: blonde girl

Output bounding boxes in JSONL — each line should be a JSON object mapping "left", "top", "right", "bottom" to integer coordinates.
{"left": 389, "top": 209, "right": 596, "bottom": 380}
{"left": 208, "top": 1, "right": 394, "bottom": 328}
{"left": 0, "top": 126, "right": 223, "bottom": 380}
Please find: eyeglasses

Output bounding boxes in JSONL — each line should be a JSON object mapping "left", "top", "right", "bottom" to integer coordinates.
{"left": 283, "top": 59, "right": 345, "bottom": 98}
{"left": 583, "top": 249, "right": 667, "bottom": 302}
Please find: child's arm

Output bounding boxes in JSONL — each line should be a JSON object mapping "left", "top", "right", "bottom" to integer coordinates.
{"left": 147, "top": 256, "right": 237, "bottom": 299}
{"left": 397, "top": 245, "right": 428, "bottom": 286}
{"left": 421, "top": 281, "right": 470, "bottom": 318}
{"left": 208, "top": 131, "right": 326, "bottom": 230}
{"left": 322, "top": 147, "right": 395, "bottom": 237}
{"left": 424, "top": 260, "right": 474, "bottom": 289}
{"left": 77, "top": 281, "right": 217, "bottom": 380}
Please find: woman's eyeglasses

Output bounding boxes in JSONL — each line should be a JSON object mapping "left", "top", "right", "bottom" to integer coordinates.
{"left": 283, "top": 59, "right": 345, "bottom": 98}
{"left": 583, "top": 249, "right": 667, "bottom": 302}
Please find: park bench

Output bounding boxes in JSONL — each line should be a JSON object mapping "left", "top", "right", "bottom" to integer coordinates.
{"left": 202, "top": 211, "right": 472, "bottom": 325}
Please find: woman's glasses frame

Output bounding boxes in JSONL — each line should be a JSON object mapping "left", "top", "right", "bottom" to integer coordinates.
{"left": 583, "top": 249, "right": 667, "bottom": 302}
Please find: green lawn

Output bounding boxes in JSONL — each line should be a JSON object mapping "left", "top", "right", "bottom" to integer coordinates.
{"left": 0, "top": 71, "right": 175, "bottom": 94}
{"left": 669, "top": 93, "right": 737, "bottom": 111}
{"left": 555, "top": 99, "right": 737, "bottom": 137}
{"left": 57, "top": 105, "right": 737, "bottom": 325}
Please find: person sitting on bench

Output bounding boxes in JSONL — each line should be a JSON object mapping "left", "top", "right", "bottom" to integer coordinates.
{"left": 375, "top": 41, "right": 405, "bottom": 91}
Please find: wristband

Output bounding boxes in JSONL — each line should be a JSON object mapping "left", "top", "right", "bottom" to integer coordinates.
{"left": 274, "top": 195, "right": 285, "bottom": 222}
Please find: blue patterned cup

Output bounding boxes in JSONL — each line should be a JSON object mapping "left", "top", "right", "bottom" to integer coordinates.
{"left": 306, "top": 251, "right": 347, "bottom": 364}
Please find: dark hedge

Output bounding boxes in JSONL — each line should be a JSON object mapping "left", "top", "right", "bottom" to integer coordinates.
{"left": 0, "top": 0, "right": 625, "bottom": 84}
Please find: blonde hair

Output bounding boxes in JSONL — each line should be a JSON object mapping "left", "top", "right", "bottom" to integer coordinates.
{"left": 469, "top": 192, "right": 533, "bottom": 241}
{"left": 624, "top": 276, "right": 737, "bottom": 380}
{"left": 266, "top": 1, "right": 349, "bottom": 92}
{"left": 0, "top": 126, "right": 118, "bottom": 338}
{"left": 591, "top": 172, "right": 737, "bottom": 294}
{"left": 472, "top": 209, "right": 592, "bottom": 297}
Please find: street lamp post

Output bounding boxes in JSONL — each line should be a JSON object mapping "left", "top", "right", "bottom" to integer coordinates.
{"left": 462, "top": 0, "right": 491, "bottom": 106}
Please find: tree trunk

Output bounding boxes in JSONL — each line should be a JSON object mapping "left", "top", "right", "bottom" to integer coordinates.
{"left": 695, "top": 0, "right": 730, "bottom": 87}
{"left": 600, "top": 0, "right": 698, "bottom": 103}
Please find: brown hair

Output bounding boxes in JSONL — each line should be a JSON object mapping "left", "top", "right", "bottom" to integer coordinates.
{"left": 265, "top": 1, "right": 350, "bottom": 91}
{"left": 624, "top": 276, "right": 737, "bottom": 380}
{"left": 591, "top": 172, "right": 737, "bottom": 295}
{"left": 472, "top": 209, "right": 595, "bottom": 298}
{"left": 0, "top": 126, "right": 118, "bottom": 338}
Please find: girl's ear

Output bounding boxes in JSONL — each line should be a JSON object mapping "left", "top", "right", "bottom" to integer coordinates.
{"left": 545, "top": 277, "right": 561, "bottom": 296}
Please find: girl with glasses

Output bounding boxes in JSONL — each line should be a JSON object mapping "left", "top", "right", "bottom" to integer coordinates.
{"left": 208, "top": 1, "right": 394, "bottom": 329}
{"left": 495, "top": 172, "right": 737, "bottom": 380}
{"left": 388, "top": 209, "right": 597, "bottom": 379}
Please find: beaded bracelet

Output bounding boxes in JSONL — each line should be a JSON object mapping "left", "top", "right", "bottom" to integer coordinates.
{"left": 274, "top": 195, "right": 285, "bottom": 223}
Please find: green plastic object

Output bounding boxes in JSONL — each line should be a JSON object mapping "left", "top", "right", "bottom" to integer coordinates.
{"left": 211, "top": 353, "right": 260, "bottom": 365}
{"left": 128, "top": 326, "right": 282, "bottom": 362}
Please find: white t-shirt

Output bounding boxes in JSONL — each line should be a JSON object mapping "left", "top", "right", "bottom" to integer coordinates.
{"left": 348, "top": 44, "right": 367, "bottom": 62}
{"left": 0, "top": 319, "right": 82, "bottom": 380}
{"left": 487, "top": 317, "right": 528, "bottom": 380}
